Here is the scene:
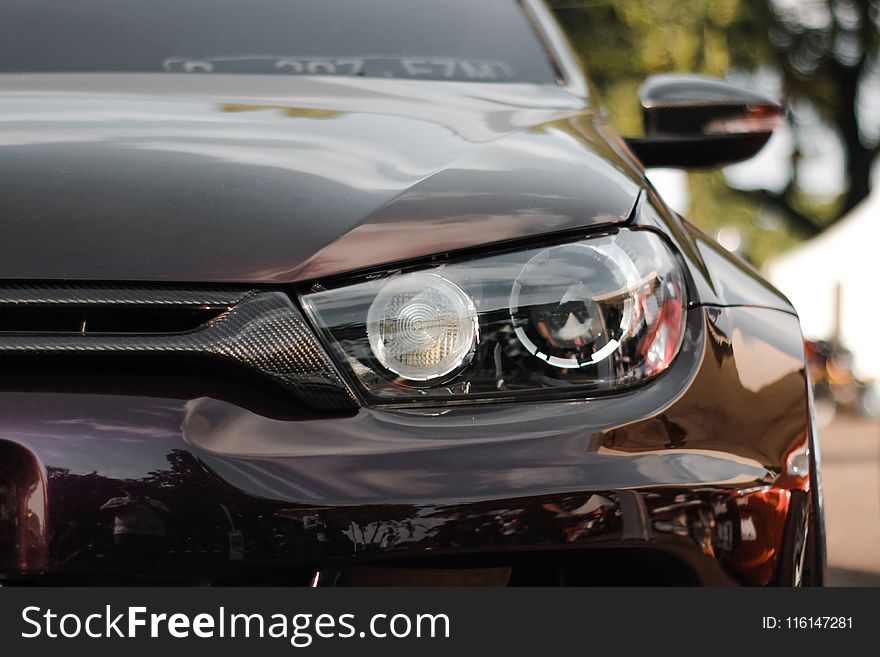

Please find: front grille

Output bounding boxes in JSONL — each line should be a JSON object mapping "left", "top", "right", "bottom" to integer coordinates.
{"left": 0, "top": 284, "right": 358, "bottom": 413}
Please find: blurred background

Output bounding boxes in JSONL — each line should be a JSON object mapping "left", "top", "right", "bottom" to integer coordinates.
{"left": 548, "top": 0, "right": 880, "bottom": 585}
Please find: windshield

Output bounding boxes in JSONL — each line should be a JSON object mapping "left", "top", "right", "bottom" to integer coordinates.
{"left": 0, "top": 0, "right": 558, "bottom": 84}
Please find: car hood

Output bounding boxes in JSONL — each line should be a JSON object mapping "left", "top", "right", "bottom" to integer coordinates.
{"left": 0, "top": 74, "right": 642, "bottom": 283}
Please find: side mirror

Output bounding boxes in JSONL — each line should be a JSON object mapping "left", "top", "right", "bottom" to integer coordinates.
{"left": 624, "top": 74, "right": 784, "bottom": 169}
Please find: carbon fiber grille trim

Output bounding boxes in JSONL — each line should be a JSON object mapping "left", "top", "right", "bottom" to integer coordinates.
{"left": 0, "top": 284, "right": 251, "bottom": 307}
{"left": 0, "top": 286, "right": 358, "bottom": 413}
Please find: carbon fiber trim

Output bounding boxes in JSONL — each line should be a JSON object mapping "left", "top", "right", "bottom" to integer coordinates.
{"left": 0, "top": 284, "right": 251, "bottom": 307}
{"left": 0, "top": 287, "right": 358, "bottom": 413}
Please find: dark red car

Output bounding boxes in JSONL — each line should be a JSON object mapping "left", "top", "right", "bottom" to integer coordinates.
{"left": 0, "top": 0, "right": 823, "bottom": 586}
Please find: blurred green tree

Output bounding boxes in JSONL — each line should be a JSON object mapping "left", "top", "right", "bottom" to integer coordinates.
{"left": 762, "top": 0, "right": 880, "bottom": 219}
{"left": 548, "top": 0, "right": 880, "bottom": 262}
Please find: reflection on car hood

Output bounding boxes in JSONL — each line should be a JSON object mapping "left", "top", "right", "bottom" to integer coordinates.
{"left": 0, "top": 74, "right": 643, "bottom": 283}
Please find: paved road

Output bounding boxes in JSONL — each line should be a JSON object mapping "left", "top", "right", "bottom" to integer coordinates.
{"left": 818, "top": 413, "right": 880, "bottom": 586}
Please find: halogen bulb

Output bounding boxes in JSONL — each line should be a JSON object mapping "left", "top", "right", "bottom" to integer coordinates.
{"left": 367, "top": 273, "right": 478, "bottom": 381}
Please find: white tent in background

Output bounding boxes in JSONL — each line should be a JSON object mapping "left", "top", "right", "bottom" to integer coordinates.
{"left": 765, "top": 190, "right": 880, "bottom": 381}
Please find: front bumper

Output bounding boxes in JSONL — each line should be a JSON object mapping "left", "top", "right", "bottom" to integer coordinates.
{"left": 0, "top": 305, "right": 813, "bottom": 585}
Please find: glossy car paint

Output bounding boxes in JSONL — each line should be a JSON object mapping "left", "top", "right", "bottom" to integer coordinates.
{"left": 0, "top": 297, "right": 811, "bottom": 585}
{"left": 0, "top": 74, "right": 639, "bottom": 283}
{"left": 0, "top": 195, "right": 816, "bottom": 584}
{"left": 0, "top": 0, "right": 819, "bottom": 585}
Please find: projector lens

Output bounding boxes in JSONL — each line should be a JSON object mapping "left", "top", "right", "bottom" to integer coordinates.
{"left": 510, "top": 243, "right": 640, "bottom": 369}
{"left": 366, "top": 272, "right": 478, "bottom": 381}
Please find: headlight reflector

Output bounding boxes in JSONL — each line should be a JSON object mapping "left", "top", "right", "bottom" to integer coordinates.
{"left": 366, "top": 272, "right": 478, "bottom": 381}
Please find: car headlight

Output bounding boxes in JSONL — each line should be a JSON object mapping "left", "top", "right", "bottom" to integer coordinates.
{"left": 301, "top": 228, "right": 687, "bottom": 403}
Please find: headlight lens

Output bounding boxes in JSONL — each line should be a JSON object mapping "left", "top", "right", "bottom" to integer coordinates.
{"left": 366, "top": 272, "right": 479, "bottom": 381}
{"left": 302, "top": 229, "right": 686, "bottom": 402}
